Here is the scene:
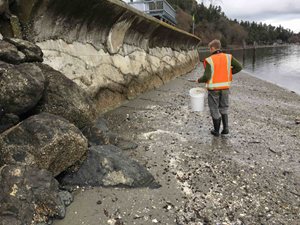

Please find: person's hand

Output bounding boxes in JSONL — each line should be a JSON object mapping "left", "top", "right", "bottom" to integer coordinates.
{"left": 195, "top": 79, "right": 199, "bottom": 84}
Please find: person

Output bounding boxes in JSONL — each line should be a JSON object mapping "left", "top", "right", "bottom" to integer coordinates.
{"left": 196, "top": 39, "right": 243, "bottom": 136}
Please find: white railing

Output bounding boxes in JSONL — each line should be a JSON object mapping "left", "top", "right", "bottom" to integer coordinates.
{"left": 162, "top": 1, "right": 176, "bottom": 20}
{"left": 129, "top": 0, "right": 177, "bottom": 22}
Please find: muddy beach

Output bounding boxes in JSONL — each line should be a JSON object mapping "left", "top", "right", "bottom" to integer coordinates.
{"left": 53, "top": 64, "right": 300, "bottom": 225}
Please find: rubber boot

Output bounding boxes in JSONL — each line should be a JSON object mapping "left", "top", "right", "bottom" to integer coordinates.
{"left": 211, "top": 118, "right": 221, "bottom": 137}
{"left": 221, "top": 114, "right": 229, "bottom": 135}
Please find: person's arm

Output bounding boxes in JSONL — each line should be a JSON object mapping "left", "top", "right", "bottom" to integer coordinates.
{"left": 196, "top": 63, "right": 211, "bottom": 83}
{"left": 231, "top": 57, "right": 243, "bottom": 74}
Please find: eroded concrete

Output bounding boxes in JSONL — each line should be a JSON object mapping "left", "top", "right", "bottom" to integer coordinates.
{"left": 0, "top": 0, "right": 201, "bottom": 113}
{"left": 38, "top": 40, "right": 199, "bottom": 112}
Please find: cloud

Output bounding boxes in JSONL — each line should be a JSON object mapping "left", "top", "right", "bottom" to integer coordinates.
{"left": 215, "top": 0, "right": 300, "bottom": 33}
{"left": 220, "top": 0, "right": 300, "bottom": 14}
{"left": 262, "top": 18, "right": 300, "bottom": 33}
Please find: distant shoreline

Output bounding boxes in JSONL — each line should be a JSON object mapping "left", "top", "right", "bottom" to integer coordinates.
{"left": 198, "top": 44, "right": 293, "bottom": 52}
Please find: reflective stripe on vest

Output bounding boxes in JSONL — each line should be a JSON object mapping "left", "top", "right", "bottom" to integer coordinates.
{"left": 206, "top": 81, "right": 231, "bottom": 88}
{"left": 206, "top": 57, "right": 215, "bottom": 87}
{"left": 226, "top": 54, "right": 231, "bottom": 81}
{"left": 205, "top": 53, "right": 232, "bottom": 90}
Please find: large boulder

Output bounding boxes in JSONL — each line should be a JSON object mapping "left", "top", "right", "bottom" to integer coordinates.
{"left": 5, "top": 38, "right": 43, "bottom": 62}
{"left": 0, "top": 61, "right": 45, "bottom": 115}
{"left": 0, "top": 0, "right": 14, "bottom": 16}
{"left": 0, "top": 165, "right": 65, "bottom": 225}
{"left": 0, "top": 0, "right": 9, "bottom": 15}
{"left": 0, "top": 40, "right": 26, "bottom": 64}
{"left": 82, "top": 126, "right": 118, "bottom": 146}
{"left": 31, "top": 63, "right": 98, "bottom": 129}
{"left": 0, "top": 112, "right": 19, "bottom": 133}
{"left": 94, "top": 115, "right": 109, "bottom": 131}
{"left": 82, "top": 126, "right": 138, "bottom": 150}
{"left": 59, "top": 145, "right": 154, "bottom": 188}
{"left": 0, "top": 113, "right": 88, "bottom": 176}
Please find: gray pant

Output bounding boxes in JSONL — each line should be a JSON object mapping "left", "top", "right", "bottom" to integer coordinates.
{"left": 208, "top": 89, "right": 229, "bottom": 119}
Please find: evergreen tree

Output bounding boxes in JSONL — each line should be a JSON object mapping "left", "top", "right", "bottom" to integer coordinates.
{"left": 170, "top": 0, "right": 293, "bottom": 45}
{"left": 220, "top": 36, "right": 228, "bottom": 48}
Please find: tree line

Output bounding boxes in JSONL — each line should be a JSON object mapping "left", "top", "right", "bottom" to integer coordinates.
{"left": 167, "top": 0, "right": 300, "bottom": 46}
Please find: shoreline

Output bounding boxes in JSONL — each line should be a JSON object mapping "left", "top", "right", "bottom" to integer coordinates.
{"left": 198, "top": 45, "right": 300, "bottom": 95}
{"left": 241, "top": 69, "right": 300, "bottom": 96}
{"left": 198, "top": 43, "right": 294, "bottom": 52}
{"left": 53, "top": 64, "right": 300, "bottom": 225}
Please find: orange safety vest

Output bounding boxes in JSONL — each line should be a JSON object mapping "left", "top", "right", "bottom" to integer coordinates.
{"left": 203, "top": 53, "right": 232, "bottom": 90}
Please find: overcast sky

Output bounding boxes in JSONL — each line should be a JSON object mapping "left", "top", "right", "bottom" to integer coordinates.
{"left": 125, "top": 0, "right": 300, "bottom": 33}
{"left": 202, "top": 0, "right": 300, "bottom": 33}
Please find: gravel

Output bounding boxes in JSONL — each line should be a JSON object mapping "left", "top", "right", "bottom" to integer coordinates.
{"left": 53, "top": 64, "right": 300, "bottom": 225}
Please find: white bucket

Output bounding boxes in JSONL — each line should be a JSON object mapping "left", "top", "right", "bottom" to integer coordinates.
{"left": 189, "top": 87, "right": 206, "bottom": 111}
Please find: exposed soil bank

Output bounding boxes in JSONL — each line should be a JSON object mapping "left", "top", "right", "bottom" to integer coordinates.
{"left": 53, "top": 65, "right": 300, "bottom": 225}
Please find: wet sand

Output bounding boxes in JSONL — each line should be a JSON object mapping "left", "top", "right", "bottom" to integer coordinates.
{"left": 53, "top": 64, "right": 300, "bottom": 225}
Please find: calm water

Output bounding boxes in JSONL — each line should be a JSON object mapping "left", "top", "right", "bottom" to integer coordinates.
{"left": 199, "top": 46, "right": 300, "bottom": 95}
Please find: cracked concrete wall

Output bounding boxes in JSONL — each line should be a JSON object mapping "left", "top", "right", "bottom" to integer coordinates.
{"left": 37, "top": 40, "right": 199, "bottom": 112}
{"left": 4, "top": 0, "right": 201, "bottom": 112}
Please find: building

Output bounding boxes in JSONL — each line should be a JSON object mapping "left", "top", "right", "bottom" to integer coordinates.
{"left": 128, "top": 0, "right": 177, "bottom": 26}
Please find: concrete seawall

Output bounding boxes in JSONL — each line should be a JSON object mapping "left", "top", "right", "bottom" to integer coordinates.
{"left": 4, "top": 0, "right": 201, "bottom": 112}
